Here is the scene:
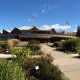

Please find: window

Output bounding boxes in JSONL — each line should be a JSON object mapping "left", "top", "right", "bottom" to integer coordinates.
{"left": 21, "top": 31, "right": 31, "bottom": 34}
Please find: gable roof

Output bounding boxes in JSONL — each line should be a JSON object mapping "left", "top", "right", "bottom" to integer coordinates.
{"left": 30, "top": 26, "right": 39, "bottom": 30}
{"left": 2, "top": 29, "right": 9, "bottom": 34}
{"left": 11, "top": 27, "right": 20, "bottom": 34}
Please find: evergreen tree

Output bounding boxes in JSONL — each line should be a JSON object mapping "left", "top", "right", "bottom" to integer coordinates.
{"left": 76, "top": 26, "right": 80, "bottom": 37}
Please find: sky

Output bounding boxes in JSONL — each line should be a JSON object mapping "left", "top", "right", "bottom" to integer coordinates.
{"left": 0, "top": 0, "right": 80, "bottom": 32}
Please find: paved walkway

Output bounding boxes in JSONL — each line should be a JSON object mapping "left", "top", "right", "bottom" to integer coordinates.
{"left": 41, "top": 44, "right": 80, "bottom": 80}
{"left": 0, "top": 54, "right": 16, "bottom": 58}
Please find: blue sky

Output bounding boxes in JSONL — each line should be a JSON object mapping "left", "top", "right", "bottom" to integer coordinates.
{"left": 0, "top": 0, "right": 80, "bottom": 32}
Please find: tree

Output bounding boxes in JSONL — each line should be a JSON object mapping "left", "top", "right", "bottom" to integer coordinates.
{"left": 76, "top": 26, "right": 80, "bottom": 37}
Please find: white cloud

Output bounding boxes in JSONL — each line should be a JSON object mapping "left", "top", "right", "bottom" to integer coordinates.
{"left": 39, "top": 24, "right": 71, "bottom": 30}
{"left": 6, "top": 30, "right": 11, "bottom": 32}
{"left": 40, "top": 25, "right": 50, "bottom": 30}
{"left": 19, "top": 24, "right": 71, "bottom": 31}
{"left": 0, "top": 31, "right": 2, "bottom": 33}
{"left": 73, "top": 29, "right": 77, "bottom": 32}
{"left": 19, "top": 26, "right": 32, "bottom": 30}
{"left": 41, "top": 3, "right": 58, "bottom": 13}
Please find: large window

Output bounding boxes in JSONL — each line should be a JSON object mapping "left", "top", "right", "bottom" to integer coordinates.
{"left": 21, "top": 31, "right": 31, "bottom": 34}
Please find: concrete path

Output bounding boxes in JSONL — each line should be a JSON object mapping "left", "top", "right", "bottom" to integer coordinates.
{"left": 0, "top": 54, "right": 16, "bottom": 58}
{"left": 41, "top": 44, "right": 80, "bottom": 80}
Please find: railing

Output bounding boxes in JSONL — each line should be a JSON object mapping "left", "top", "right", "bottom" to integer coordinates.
{"left": 20, "top": 33, "right": 52, "bottom": 36}
{"left": 19, "top": 34, "right": 77, "bottom": 38}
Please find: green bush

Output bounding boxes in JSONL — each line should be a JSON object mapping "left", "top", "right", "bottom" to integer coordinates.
{"left": 14, "top": 44, "right": 40, "bottom": 57}
{"left": 0, "top": 59, "right": 25, "bottom": 80}
{"left": 28, "top": 40, "right": 40, "bottom": 45}
{"left": 15, "top": 48, "right": 32, "bottom": 57}
{"left": 54, "top": 41, "right": 62, "bottom": 47}
{"left": 21, "top": 55, "right": 67, "bottom": 80}
{"left": 64, "top": 50, "right": 76, "bottom": 54}
{"left": 32, "top": 50, "right": 44, "bottom": 55}
{"left": 62, "top": 39, "right": 76, "bottom": 51}
{"left": 26, "top": 44, "right": 40, "bottom": 52}
{"left": 77, "top": 48, "right": 80, "bottom": 56}
{"left": 0, "top": 41, "right": 7, "bottom": 52}
{"left": 3, "top": 48, "right": 18, "bottom": 54}
{"left": 62, "top": 38, "right": 80, "bottom": 52}
{"left": 76, "top": 38, "right": 80, "bottom": 55}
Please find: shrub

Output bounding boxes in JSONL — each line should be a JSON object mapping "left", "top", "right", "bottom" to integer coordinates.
{"left": 77, "top": 48, "right": 80, "bottom": 56}
{"left": 61, "top": 38, "right": 80, "bottom": 55}
{"left": 15, "top": 48, "right": 32, "bottom": 57}
{"left": 62, "top": 39, "right": 76, "bottom": 51}
{"left": 62, "top": 38, "right": 80, "bottom": 52}
{"left": 0, "top": 41, "right": 7, "bottom": 48}
{"left": 21, "top": 55, "right": 66, "bottom": 80}
{"left": 0, "top": 47, "right": 3, "bottom": 53}
{"left": 0, "top": 41, "right": 7, "bottom": 52}
{"left": 32, "top": 50, "right": 44, "bottom": 55}
{"left": 26, "top": 44, "right": 40, "bottom": 52}
{"left": 3, "top": 48, "right": 16, "bottom": 54}
{"left": 28, "top": 40, "right": 40, "bottom": 45}
{"left": 54, "top": 41, "right": 62, "bottom": 47}
{"left": 14, "top": 44, "right": 40, "bottom": 57}
{"left": 64, "top": 50, "right": 75, "bottom": 54}
{"left": 76, "top": 38, "right": 80, "bottom": 55}
{"left": 0, "top": 59, "right": 25, "bottom": 80}
{"left": 7, "top": 40, "right": 13, "bottom": 49}
{"left": 7, "top": 39, "right": 19, "bottom": 49}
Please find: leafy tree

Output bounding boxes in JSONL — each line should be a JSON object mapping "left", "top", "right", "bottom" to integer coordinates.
{"left": 76, "top": 26, "right": 80, "bottom": 37}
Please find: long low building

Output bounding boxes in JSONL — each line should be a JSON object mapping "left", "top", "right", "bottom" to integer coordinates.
{"left": 0, "top": 26, "right": 76, "bottom": 42}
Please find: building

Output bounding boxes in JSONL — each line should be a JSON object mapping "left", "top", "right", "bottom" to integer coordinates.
{"left": 0, "top": 26, "right": 76, "bottom": 42}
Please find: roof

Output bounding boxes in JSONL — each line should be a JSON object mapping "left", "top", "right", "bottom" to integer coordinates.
{"left": 19, "top": 25, "right": 56, "bottom": 32}
{"left": 50, "top": 28, "right": 56, "bottom": 33}
{"left": 11, "top": 27, "right": 20, "bottom": 34}
{"left": 30, "top": 26, "right": 39, "bottom": 30}
{"left": 19, "top": 26, "right": 50, "bottom": 31}
{"left": 2, "top": 29, "right": 9, "bottom": 34}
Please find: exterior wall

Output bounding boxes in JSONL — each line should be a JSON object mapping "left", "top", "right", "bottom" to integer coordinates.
{"left": 0, "top": 35, "right": 13, "bottom": 41}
